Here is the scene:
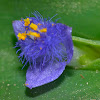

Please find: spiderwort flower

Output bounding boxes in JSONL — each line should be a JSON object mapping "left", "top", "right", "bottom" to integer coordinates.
{"left": 12, "top": 11, "right": 73, "bottom": 89}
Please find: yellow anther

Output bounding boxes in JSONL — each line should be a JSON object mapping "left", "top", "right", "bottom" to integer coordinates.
{"left": 52, "top": 24, "right": 54, "bottom": 26}
{"left": 40, "top": 28, "right": 47, "bottom": 33}
{"left": 40, "top": 47, "right": 42, "bottom": 50}
{"left": 17, "top": 32, "right": 27, "bottom": 40}
{"left": 30, "top": 23, "right": 38, "bottom": 31}
{"left": 25, "top": 83, "right": 29, "bottom": 86}
{"left": 37, "top": 23, "right": 42, "bottom": 25}
{"left": 28, "top": 31, "right": 40, "bottom": 38}
{"left": 24, "top": 18, "right": 30, "bottom": 26}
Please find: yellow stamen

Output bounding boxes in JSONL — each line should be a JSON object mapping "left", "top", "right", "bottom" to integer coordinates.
{"left": 30, "top": 23, "right": 38, "bottom": 31}
{"left": 37, "top": 23, "right": 42, "bottom": 25}
{"left": 24, "top": 18, "right": 30, "bottom": 26}
{"left": 52, "top": 24, "right": 54, "bottom": 26}
{"left": 28, "top": 31, "right": 40, "bottom": 38}
{"left": 40, "top": 47, "right": 42, "bottom": 50}
{"left": 17, "top": 32, "right": 27, "bottom": 40}
{"left": 25, "top": 83, "right": 29, "bottom": 86}
{"left": 40, "top": 28, "right": 47, "bottom": 32}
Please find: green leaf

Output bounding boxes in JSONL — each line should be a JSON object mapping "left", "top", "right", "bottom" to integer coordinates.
{"left": 0, "top": 0, "right": 100, "bottom": 100}
{"left": 69, "top": 36, "right": 100, "bottom": 70}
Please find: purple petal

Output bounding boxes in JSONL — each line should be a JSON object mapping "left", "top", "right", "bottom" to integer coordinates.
{"left": 25, "top": 24, "right": 73, "bottom": 89}
{"left": 12, "top": 18, "right": 73, "bottom": 89}
{"left": 61, "top": 24, "right": 73, "bottom": 64}
{"left": 25, "top": 62, "right": 66, "bottom": 89}
{"left": 12, "top": 20, "right": 25, "bottom": 38}
{"left": 56, "top": 23, "right": 73, "bottom": 64}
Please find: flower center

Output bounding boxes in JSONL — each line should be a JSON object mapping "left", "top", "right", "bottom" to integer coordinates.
{"left": 17, "top": 18, "right": 48, "bottom": 40}
{"left": 24, "top": 18, "right": 30, "bottom": 26}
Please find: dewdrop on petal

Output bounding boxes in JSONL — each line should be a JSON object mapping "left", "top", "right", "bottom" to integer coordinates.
{"left": 12, "top": 11, "right": 73, "bottom": 89}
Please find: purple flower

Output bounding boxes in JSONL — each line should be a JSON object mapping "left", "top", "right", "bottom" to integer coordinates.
{"left": 12, "top": 11, "right": 73, "bottom": 89}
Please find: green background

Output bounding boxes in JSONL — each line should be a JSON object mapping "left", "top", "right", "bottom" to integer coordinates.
{"left": 0, "top": 0, "right": 100, "bottom": 100}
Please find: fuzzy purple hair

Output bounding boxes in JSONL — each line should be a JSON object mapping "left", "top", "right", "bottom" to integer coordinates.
{"left": 12, "top": 11, "right": 73, "bottom": 89}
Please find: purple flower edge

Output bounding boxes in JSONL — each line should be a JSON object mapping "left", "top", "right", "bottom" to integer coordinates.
{"left": 12, "top": 16, "right": 73, "bottom": 89}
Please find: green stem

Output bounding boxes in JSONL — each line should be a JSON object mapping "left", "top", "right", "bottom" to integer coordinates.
{"left": 72, "top": 36, "right": 100, "bottom": 46}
